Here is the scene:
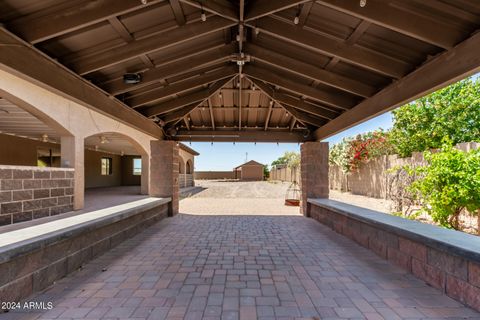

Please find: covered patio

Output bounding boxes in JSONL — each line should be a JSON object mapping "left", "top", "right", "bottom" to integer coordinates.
{"left": 4, "top": 195, "right": 480, "bottom": 319}
{"left": 0, "top": 0, "right": 480, "bottom": 318}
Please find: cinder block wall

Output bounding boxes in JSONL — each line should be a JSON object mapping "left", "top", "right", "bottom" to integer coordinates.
{"left": 0, "top": 166, "right": 74, "bottom": 226}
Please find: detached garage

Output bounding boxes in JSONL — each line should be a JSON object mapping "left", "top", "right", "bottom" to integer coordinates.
{"left": 233, "top": 160, "right": 264, "bottom": 181}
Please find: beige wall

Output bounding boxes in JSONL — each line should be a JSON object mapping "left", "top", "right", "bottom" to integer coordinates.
{"left": 0, "top": 134, "right": 59, "bottom": 167}
{"left": 84, "top": 150, "right": 122, "bottom": 188}
{"left": 121, "top": 155, "right": 142, "bottom": 186}
{"left": 239, "top": 165, "right": 263, "bottom": 181}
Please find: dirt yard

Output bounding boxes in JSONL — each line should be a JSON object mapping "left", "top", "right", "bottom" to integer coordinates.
{"left": 180, "top": 180, "right": 301, "bottom": 215}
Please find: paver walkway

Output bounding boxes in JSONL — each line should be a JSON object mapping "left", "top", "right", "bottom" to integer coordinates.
{"left": 6, "top": 213, "right": 480, "bottom": 319}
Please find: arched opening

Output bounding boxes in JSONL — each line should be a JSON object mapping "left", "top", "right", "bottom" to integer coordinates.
{"left": 83, "top": 132, "right": 150, "bottom": 209}
{"left": 186, "top": 159, "right": 192, "bottom": 174}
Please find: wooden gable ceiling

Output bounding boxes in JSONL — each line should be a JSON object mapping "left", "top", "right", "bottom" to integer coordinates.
{"left": 0, "top": 0, "right": 479, "bottom": 142}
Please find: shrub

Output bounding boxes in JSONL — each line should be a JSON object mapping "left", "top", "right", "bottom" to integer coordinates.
{"left": 409, "top": 144, "right": 480, "bottom": 230}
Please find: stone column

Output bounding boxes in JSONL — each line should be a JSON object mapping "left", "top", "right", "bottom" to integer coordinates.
{"left": 149, "top": 141, "right": 179, "bottom": 216}
{"left": 301, "top": 141, "right": 329, "bottom": 217}
{"left": 61, "top": 136, "right": 84, "bottom": 210}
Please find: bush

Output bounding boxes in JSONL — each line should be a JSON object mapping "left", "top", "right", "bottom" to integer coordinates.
{"left": 409, "top": 144, "right": 480, "bottom": 230}
{"left": 329, "top": 130, "right": 394, "bottom": 173}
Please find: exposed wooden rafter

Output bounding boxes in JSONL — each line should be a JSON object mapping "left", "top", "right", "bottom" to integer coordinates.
{"left": 244, "top": 65, "right": 356, "bottom": 110}
{"left": 244, "top": 0, "right": 311, "bottom": 22}
{"left": 314, "top": 30, "right": 480, "bottom": 139}
{"left": 143, "top": 76, "right": 234, "bottom": 118}
{"left": 249, "top": 16, "right": 411, "bottom": 78}
{"left": 73, "top": 16, "right": 237, "bottom": 75}
{"left": 250, "top": 78, "right": 327, "bottom": 128}
{"left": 178, "top": 0, "right": 238, "bottom": 22}
{"left": 162, "top": 77, "right": 233, "bottom": 123}
{"left": 127, "top": 66, "right": 236, "bottom": 108}
{"left": 246, "top": 44, "right": 376, "bottom": 97}
{"left": 103, "top": 43, "right": 235, "bottom": 95}
{"left": 169, "top": 0, "right": 186, "bottom": 26}
{"left": 7, "top": 0, "right": 165, "bottom": 43}
{"left": 316, "top": 0, "right": 466, "bottom": 49}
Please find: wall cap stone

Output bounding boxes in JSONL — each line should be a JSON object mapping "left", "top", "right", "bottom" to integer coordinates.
{"left": 0, "top": 165, "right": 74, "bottom": 171}
{"left": 0, "top": 197, "right": 171, "bottom": 263}
{"left": 308, "top": 198, "right": 480, "bottom": 263}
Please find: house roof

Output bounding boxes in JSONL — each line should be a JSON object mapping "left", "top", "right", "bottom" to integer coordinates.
{"left": 234, "top": 160, "right": 264, "bottom": 169}
{"left": 0, "top": 1, "right": 479, "bottom": 142}
{"left": 179, "top": 142, "right": 200, "bottom": 156}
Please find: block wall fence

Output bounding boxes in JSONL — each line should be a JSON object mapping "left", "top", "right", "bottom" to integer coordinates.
{"left": 0, "top": 165, "right": 74, "bottom": 226}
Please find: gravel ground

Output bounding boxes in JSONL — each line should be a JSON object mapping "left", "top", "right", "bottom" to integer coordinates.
{"left": 180, "top": 180, "right": 301, "bottom": 215}
{"left": 328, "top": 189, "right": 393, "bottom": 213}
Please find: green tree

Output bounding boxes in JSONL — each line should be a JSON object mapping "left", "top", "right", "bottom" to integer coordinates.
{"left": 263, "top": 165, "right": 270, "bottom": 179}
{"left": 390, "top": 78, "right": 480, "bottom": 157}
{"left": 271, "top": 151, "right": 299, "bottom": 167}
{"left": 409, "top": 144, "right": 480, "bottom": 230}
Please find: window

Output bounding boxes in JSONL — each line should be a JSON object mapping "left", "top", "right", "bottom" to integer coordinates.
{"left": 101, "top": 157, "right": 112, "bottom": 175}
{"left": 133, "top": 158, "right": 142, "bottom": 175}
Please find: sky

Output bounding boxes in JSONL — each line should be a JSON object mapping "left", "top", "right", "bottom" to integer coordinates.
{"left": 191, "top": 111, "right": 393, "bottom": 171}
{"left": 191, "top": 73, "right": 478, "bottom": 171}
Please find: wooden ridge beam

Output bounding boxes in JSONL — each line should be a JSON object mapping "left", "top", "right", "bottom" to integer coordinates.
{"left": 244, "top": 65, "right": 356, "bottom": 110}
{"left": 250, "top": 78, "right": 326, "bottom": 128}
{"left": 8, "top": 0, "right": 164, "bottom": 44}
{"left": 316, "top": 0, "right": 465, "bottom": 49}
{"left": 314, "top": 31, "right": 480, "bottom": 140}
{"left": 246, "top": 43, "right": 376, "bottom": 97}
{"left": 162, "top": 77, "right": 233, "bottom": 123}
{"left": 245, "top": 0, "right": 311, "bottom": 22}
{"left": 174, "top": 130, "right": 309, "bottom": 142}
{"left": 0, "top": 27, "right": 163, "bottom": 139}
{"left": 250, "top": 16, "right": 411, "bottom": 78}
{"left": 127, "top": 66, "right": 236, "bottom": 108}
{"left": 103, "top": 44, "right": 235, "bottom": 95}
{"left": 73, "top": 16, "right": 236, "bottom": 75}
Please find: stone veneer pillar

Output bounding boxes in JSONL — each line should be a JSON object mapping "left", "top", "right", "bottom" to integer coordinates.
{"left": 301, "top": 141, "right": 329, "bottom": 217}
{"left": 61, "top": 136, "right": 84, "bottom": 210}
{"left": 149, "top": 141, "right": 179, "bottom": 216}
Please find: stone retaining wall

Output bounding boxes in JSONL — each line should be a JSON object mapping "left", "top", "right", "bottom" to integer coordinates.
{"left": 308, "top": 199, "right": 480, "bottom": 312}
{"left": 0, "top": 165, "right": 74, "bottom": 226}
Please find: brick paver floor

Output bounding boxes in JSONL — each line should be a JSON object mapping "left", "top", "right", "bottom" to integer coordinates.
{"left": 6, "top": 212, "right": 480, "bottom": 319}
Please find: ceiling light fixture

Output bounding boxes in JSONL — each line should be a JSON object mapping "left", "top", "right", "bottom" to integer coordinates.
{"left": 201, "top": 5, "right": 207, "bottom": 22}
{"left": 360, "top": 0, "right": 367, "bottom": 7}
{"left": 41, "top": 134, "right": 48, "bottom": 143}
{"left": 100, "top": 136, "right": 109, "bottom": 144}
{"left": 219, "top": 92, "right": 223, "bottom": 99}
{"left": 140, "top": 0, "right": 147, "bottom": 4}
{"left": 293, "top": 14, "right": 299, "bottom": 25}
{"left": 123, "top": 73, "right": 141, "bottom": 84}
{"left": 255, "top": 27, "right": 260, "bottom": 35}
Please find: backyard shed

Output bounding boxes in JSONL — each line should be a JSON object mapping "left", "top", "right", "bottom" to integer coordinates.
{"left": 234, "top": 160, "right": 264, "bottom": 181}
